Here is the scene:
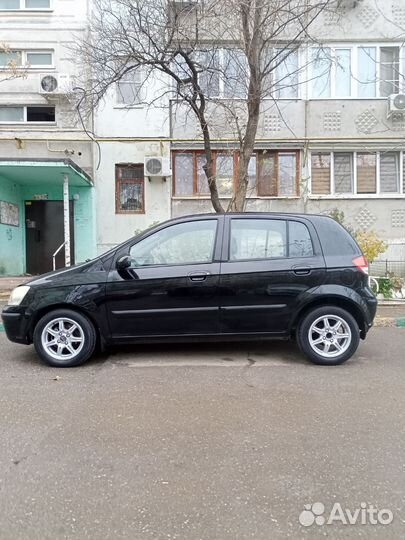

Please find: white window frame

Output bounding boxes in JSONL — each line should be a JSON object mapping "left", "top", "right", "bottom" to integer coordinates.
{"left": 0, "top": 49, "right": 54, "bottom": 69}
{"left": 114, "top": 67, "right": 144, "bottom": 108}
{"left": 171, "top": 48, "right": 248, "bottom": 100}
{"left": 309, "top": 151, "right": 404, "bottom": 198}
{"left": 0, "top": 0, "right": 52, "bottom": 10}
{"left": 309, "top": 43, "right": 404, "bottom": 100}
{"left": 272, "top": 48, "right": 300, "bottom": 100}
{"left": 0, "top": 105, "right": 56, "bottom": 124}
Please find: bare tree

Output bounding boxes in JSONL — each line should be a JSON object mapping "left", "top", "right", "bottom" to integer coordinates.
{"left": 77, "top": 0, "right": 334, "bottom": 212}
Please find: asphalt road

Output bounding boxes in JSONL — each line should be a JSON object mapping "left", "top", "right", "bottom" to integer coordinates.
{"left": 0, "top": 324, "right": 404, "bottom": 540}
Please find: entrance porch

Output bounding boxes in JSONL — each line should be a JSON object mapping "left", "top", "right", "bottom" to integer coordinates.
{"left": 0, "top": 159, "right": 95, "bottom": 276}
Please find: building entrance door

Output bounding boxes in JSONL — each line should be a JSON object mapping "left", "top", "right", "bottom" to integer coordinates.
{"left": 25, "top": 200, "right": 74, "bottom": 275}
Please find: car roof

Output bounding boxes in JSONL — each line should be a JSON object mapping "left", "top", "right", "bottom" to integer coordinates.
{"left": 174, "top": 212, "right": 332, "bottom": 221}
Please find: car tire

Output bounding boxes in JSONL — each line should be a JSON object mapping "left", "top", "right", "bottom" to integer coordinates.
{"left": 33, "top": 309, "right": 97, "bottom": 367}
{"left": 297, "top": 306, "right": 360, "bottom": 366}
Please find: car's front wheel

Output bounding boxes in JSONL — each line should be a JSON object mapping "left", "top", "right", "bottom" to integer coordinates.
{"left": 297, "top": 306, "right": 360, "bottom": 366}
{"left": 33, "top": 309, "right": 97, "bottom": 367}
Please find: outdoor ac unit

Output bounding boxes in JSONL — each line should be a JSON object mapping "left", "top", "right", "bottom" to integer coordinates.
{"left": 388, "top": 94, "right": 405, "bottom": 117}
{"left": 144, "top": 157, "right": 172, "bottom": 178}
{"left": 336, "top": 0, "right": 361, "bottom": 8}
{"left": 39, "top": 73, "right": 72, "bottom": 95}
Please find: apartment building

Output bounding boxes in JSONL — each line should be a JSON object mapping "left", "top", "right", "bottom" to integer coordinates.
{"left": 92, "top": 0, "right": 404, "bottom": 265}
{"left": 0, "top": 0, "right": 95, "bottom": 276}
{"left": 1, "top": 0, "right": 404, "bottom": 276}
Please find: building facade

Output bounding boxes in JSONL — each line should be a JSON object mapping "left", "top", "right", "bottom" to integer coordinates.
{"left": 1, "top": 0, "right": 404, "bottom": 276}
{"left": 0, "top": 0, "right": 96, "bottom": 276}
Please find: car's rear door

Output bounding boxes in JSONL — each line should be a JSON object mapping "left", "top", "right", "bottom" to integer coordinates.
{"left": 105, "top": 216, "right": 224, "bottom": 339}
{"left": 219, "top": 215, "right": 326, "bottom": 335}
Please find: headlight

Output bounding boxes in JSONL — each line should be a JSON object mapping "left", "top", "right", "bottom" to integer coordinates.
{"left": 8, "top": 286, "right": 30, "bottom": 306}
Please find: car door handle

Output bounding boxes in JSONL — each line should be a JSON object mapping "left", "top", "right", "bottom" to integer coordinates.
{"left": 293, "top": 266, "right": 311, "bottom": 276}
{"left": 188, "top": 271, "right": 210, "bottom": 282}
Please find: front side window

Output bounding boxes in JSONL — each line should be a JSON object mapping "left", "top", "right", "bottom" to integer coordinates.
{"left": 115, "top": 164, "right": 144, "bottom": 213}
{"left": 230, "top": 219, "right": 287, "bottom": 261}
{"left": 129, "top": 220, "right": 218, "bottom": 266}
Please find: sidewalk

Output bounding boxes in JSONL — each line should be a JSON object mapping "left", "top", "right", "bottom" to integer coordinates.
{"left": 0, "top": 276, "right": 404, "bottom": 327}
{"left": 0, "top": 276, "right": 30, "bottom": 298}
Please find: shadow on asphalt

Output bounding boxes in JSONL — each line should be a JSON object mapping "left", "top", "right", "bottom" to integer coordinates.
{"left": 2, "top": 334, "right": 308, "bottom": 369}
{"left": 98, "top": 339, "right": 307, "bottom": 366}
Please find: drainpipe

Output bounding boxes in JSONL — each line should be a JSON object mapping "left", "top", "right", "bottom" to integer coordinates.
{"left": 63, "top": 174, "right": 71, "bottom": 267}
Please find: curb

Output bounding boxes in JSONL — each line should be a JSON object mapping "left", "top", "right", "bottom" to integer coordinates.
{"left": 374, "top": 317, "right": 405, "bottom": 328}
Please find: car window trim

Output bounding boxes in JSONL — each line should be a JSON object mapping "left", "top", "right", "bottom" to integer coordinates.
{"left": 223, "top": 215, "right": 319, "bottom": 262}
{"left": 124, "top": 217, "right": 223, "bottom": 269}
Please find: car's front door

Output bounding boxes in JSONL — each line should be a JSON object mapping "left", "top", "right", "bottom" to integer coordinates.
{"left": 219, "top": 216, "right": 326, "bottom": 335}
{"left": 105, "top": 217, "right": 223, "bottom": 339}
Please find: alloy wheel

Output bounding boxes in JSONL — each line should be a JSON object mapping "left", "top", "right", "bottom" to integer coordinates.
{"left": 41, "top": 317, "right": 85, "bottom": 361}
{"left": 308, "top": 315, "right": 352, "bottom": 359}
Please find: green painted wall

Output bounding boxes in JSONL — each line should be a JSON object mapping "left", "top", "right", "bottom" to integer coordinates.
{"left": 0, "top": 176, "right": 24, "bottom": 275}
{"left": 22, "top": 184, "right": 96, "bottom": 267}
{"left": 0, "top": 179, "right": 95, "bottom": 276}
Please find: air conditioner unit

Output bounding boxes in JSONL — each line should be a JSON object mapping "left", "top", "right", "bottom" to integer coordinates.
{"left": 144, "top": 157, "right": 172, "bottom": 178}
{"left": 336, "top": 0, "right": 361, "bottom": 8}
{"left": 388, "top": 94, "right": 405, "bottom": 117}
{"left": 39, "top": 73, "right": 72, "bottom": 95}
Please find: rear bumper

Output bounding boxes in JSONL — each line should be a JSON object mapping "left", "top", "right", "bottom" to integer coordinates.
{"left": 1, "top": 307, "right": 31, "bottom": 345}
{"left": 361, "top": 293, "right": 378, "bottom": 337}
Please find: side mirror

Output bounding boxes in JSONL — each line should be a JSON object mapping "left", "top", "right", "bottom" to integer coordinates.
{"left": 116, "top": 255, "right": 131, "bottom": 272}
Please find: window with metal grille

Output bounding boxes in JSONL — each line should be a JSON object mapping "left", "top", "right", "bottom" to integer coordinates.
{"left": 115, "top": 164, "right": 145, "bottom": 214}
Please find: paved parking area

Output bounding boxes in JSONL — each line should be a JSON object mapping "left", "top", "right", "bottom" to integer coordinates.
{"left": 0, "top": 326, "right": 404, "bottom": 540}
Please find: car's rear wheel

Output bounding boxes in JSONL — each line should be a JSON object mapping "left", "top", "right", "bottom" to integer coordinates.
{"left": 33, "top": 309, "right": 96, "bottom": 367}
{"left": 297, "top": 306, "right": 360, "bottom": 366}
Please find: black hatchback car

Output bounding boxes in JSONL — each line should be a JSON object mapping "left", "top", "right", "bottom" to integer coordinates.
{"left": 2, "top": 213, "right": 377, "bottom": 367}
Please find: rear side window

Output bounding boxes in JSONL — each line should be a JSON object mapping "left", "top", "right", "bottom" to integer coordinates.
{"left": 314, "top": 217, "right": 359, "bottom": 256}
{"left": 230, "top": 219, "right": 315, "bottom": 261}
{"left": 230, "top": 219, "right": 287, "bottom": 260}
{"left": 289, "top": 221, "right": 314, "bottom": 257}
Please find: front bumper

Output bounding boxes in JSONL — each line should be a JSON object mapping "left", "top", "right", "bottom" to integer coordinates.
{"left": 1, "top": 307, "right": 32, "bottom": 344}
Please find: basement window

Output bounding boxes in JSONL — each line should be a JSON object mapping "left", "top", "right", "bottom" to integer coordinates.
{"left": 0, "top": 105, "right": 55, "bottom": 123}
{"left": 0, "top": 0, "right": 51, "bottom": 9}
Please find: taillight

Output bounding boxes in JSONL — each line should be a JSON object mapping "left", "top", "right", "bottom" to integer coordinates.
{"left": 353, "top": 255, "right": 369, "bottom": 275}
